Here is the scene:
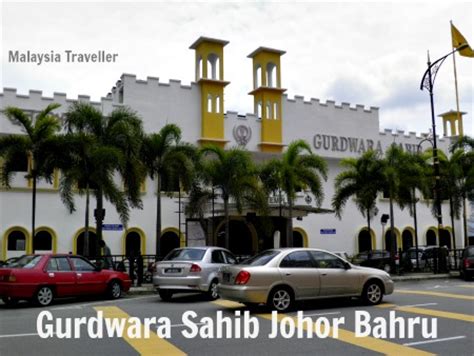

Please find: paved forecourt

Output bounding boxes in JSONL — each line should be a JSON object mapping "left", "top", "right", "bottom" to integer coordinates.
{"left": 0, "top": 279, "right": 473, "bottom": 355}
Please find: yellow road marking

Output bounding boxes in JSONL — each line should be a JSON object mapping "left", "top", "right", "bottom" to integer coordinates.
{"left": 94, "top": 306, "right": 186, "bottom": 356}
{"left": 212, "top": 299, "right": 243, "bottom": 309}
{"left": 396, "top": 290, "right": 474, "bottom": 301}
{"left": 376, "top": 303, "right": 397, "bottom": 308}
{"left": 395, "top": 306, "right": 474, "bottom": 323}
{"left": 257, "top": 312, "right": 433, "bottom": 356}
{"left": 458, "top": 284, "right": 474, "bottom": 289}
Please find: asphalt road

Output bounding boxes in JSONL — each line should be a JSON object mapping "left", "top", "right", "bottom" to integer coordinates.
{"left": 0, "top": 279, "right": 473, "bottom": 355}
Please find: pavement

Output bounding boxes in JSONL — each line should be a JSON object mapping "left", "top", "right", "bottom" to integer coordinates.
{"left": 128, "top": 271, "right": 463, "bottom": 295}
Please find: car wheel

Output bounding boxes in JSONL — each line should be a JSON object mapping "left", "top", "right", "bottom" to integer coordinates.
{"left": 207, "top": 280, "right": 219, "bottom": 300}
{"left": 267, "top": 287, "right": 294, "bottom": 312}
{"left": 159, "top": 290, "right": 173, "bottom": 301}
{"left": 383, "top": 264, "right": 391, "bottom": 273}
{"left": 362, "top": 281, "right": 383, "bottom": 305}
{"left": 2, "top": 296, "right": 19, "bottom": 307}
{"left": 107, "top": 280, "right": 122, "bottom": 299}
{"left": 35, "top": 286, "right": 54, "bottom": 307}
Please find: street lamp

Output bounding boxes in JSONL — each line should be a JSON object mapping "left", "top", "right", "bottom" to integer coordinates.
{"left": 419, "top": 44, "right": 468, "bottom": 232}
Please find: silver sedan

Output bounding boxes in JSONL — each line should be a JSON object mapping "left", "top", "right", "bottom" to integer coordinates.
{"left": 218, "top": 248, "right": 394, "bottom": 312}
{"left": 153, "top": 247, "right": 237, "bottom": 301}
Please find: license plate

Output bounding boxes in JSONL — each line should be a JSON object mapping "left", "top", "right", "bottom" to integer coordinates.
{"left": 165, "top": 268, "right": 181, "bottom": 273}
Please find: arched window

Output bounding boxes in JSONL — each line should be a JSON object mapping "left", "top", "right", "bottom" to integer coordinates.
{"left": 207, "top": 94, "right": 213, "bottom": 113}
{"left": 160, "top": 230, "right": 180, "bottom": 258}
{"left": 257, "top": 101, "right": 262, "bottom": 119}
{"left": 273, "top": 102, "right": 279, "bottom": 120}
{"left": 439, "top": 228, "right": 452, "bottom": 249}
{"left": 34, "top": 230, "right": 53, "bottom": 252}
{"left": 7, "top": 231, "right": 27, "bottom": 251}
{"left": 293, "top": 231, "right": 303, "bottom": 248}
{"left": 426, "top": 229, "right": 437, "bottom": 246}
{"left": 385, "top": 229, "right": 398, "bottom": 252}
{"left": 216, "top": 96, "right": 221, "bottom": 113}
{"left": 266, "top": 62, "right": 277, "bottom": 87}
{"left": 76, "top": 231, "right": 98, "bottom": 257}
{"left": 266, "top": 101, "right": 272, "bottom": 119}
{"left": 125, "top": 231, "right": 141, "bottom": 257}
{"left": 255, "top": 65, "right": 262, "bottom": 88}
{"left": 207, "top": 54, "right": 220, "bottom": 80}
{"left": 358, "top": 229, "right": 373, "bottom": 252}
{"left": 197, "top": 56, "right": 203, "bottom": 79}
{"left": 402, "top": 229, "right": 414, "bottom": 251}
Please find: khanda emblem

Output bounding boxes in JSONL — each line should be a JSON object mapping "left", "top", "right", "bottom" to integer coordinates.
{"left": 233, "top": 125, "right": 252, "bottom": 146}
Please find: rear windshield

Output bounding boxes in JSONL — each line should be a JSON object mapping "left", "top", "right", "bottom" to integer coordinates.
{"left": 8, "top": 255, "right": 42, "bottom": 269}
{"left": 240, "top": 250, "right": 280, "bottom": 266}
{"left": 164, "top": 249, "right": 206, "bottom": 261}
{"left": 464, "top": 246, "right": 474, "bottom": 257}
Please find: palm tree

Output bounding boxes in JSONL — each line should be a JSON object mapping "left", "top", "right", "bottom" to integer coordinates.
{"left": 64, "top": 102, "right": 145, "bottom": 253}
{"left": 0, "top": 104, "right": 61, "bottom": 252}
{"left": 141, "top": 124, "right": 195, "bottom": 257}
{"left": 332, "top": 150, "right": 384, "bottom": 248}
{"left": 263, "top": 140, "right": 328, "bottom": 247}
{"left": 198, "top": 145, "right": 262, "bottom": 250}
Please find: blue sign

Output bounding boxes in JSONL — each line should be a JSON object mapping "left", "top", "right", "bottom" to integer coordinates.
{"left": 320, "top": 229, "right": 336, "bottom": 235}
{"left": 102, "top": 224, "right": 123, "bottom": 231}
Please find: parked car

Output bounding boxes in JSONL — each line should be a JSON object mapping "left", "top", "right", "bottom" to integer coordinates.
{"left": 352, "top": 250, "right": 392, "bottom": 273}
{"left": 404, "top": 246, "right": 450, "bottom": 272}
{"left": 460, "top": 246, "right": 474, "bottom": 280}
{"left": 0, "top": 254, "right": 132, "bottom": 307}
{"left": 331, "top": 251, "right": 350, "bottom": 261}
{"left": 153, "top": 247, "right": 238, "bottom": 301}
{"left": 218, "top": 248, "right": 394, "bottom": 312}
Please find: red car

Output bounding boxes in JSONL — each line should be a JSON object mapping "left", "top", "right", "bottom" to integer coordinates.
{"left": 0, "top": 254, "right": 132, "bottom": 307}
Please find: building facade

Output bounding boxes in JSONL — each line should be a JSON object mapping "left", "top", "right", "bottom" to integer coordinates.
{"left": 0, "top": 37, "right": 470, "bottom": 260}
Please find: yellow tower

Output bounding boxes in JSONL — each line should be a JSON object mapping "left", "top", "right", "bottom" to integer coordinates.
{"left": 190, "top": 37, "right": 230, "bottom": 148}
{"left": 248, "top": 47, "right": 286, "bottom": 153}
{"left": 439, "top": 110, "right": 466, "bottom": 137}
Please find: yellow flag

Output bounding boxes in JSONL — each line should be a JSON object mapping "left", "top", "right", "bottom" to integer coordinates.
{"left": 451, "top": 23, "right": 474, "bottom": 58}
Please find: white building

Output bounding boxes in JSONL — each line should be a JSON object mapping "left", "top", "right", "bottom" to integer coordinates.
{"left": 0, "top": 37, "right": 470, "bottom": 260}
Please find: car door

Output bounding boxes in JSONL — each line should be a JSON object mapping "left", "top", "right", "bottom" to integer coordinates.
{"left": 69, "top": 256, "right": 106, "bottom": 295}
{"left": 278, "top": 251, "right": 320, "bottom": 299}
{"left": 45, "top": 257, "right": 77, "bottom": 296}
{"left": 309, "top": 251, "right": 358, "bottom": 296}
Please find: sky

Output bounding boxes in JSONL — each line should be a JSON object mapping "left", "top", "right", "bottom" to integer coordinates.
{"left": 1, "top": 0, "right": 473, "bottom": 136}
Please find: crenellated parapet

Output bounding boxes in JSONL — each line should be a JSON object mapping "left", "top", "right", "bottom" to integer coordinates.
{"left": 283, "top": 93, "right": 379, "bottom": 115}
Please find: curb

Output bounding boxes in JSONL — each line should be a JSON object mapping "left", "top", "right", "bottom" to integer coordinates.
{"left": 127, "top": 285, "right": 155, "bottom": 296}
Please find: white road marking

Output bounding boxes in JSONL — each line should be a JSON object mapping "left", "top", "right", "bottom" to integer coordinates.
{"left": 403, "top": 335, "right": 466, "bottom": 346}
{"left": 303, "top": 311, "right": 342, "bottom": 317}
{"left": 0, "top": 333, "right": 39, "bottom": 338}
{"left": 169, "top": 322, "right": 205, "bottom": 328}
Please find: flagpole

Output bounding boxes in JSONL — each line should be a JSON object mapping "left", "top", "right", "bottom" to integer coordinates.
{"left": 450, "top": 20, "right": 462, "bottom": 134}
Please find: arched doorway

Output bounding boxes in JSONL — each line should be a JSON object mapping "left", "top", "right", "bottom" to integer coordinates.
{"left": 358, "top": 229, "right": 374, "bottom": 252}
{"left": 161, "top": 230, "right": 180, "bottom": 258}
{"left": 76, "top": 230, "right": 98, "bottom": 257}
{"left": 426, "top": 228, "right": 437, "bottom": 246}
{"left": 385, "top": 228, "right": 400, "bottom": 252}
{"left": 293, "top": 231, "right": 303, "bottom": 247}
{"left": 439, "top": 228, "right": 452, "bottom": 249}
{"left": 34, "top": 229, "right": 54, "bottom": 253}
{"left": 4, "top": 227, "right": 29, "bottom": 259}
{"left": 402, "top": 229, "right": 414, "bottom": 251}
{"left": 125, "top": 232, "right": 141, "bottom": 257}
{"left": 216, "top": 219, "right": 256, "bottom": 256}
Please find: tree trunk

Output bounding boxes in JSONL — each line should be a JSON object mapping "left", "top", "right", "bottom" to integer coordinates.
{"left": 389, "top": 195, "right": 396, "bottom": 270}
{"left": 84, "top": 184, "right": 90, "bottom": 257}
{"left": 287, "top": 197, "right": 294, "bottom": 247}
{"left": 462, "top": 193, "right": 468, "bottom": 247}
{"left": 449, "top": 197, "right": 457, "bottom": 251}
{"left": 413, "top": 188, "right": 420, "bottom": 270}
{"left": 366, "top": 207, "right": 371, "bottom": 248}
{"left": 95, "top": 188, "right": 104, "bottom": 258}
{"left": 156, "top": 176, "right": 162, "bottom": 258}
{"left": 224, "top": 196, "right": 230, "bottom": 250}
{"left": 31, "top": 174, "right": 37, "bottom": 254}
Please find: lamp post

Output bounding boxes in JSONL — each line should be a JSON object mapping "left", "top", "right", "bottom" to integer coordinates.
{"left": 419, "top": 45, "right": 468, "bottom": 233}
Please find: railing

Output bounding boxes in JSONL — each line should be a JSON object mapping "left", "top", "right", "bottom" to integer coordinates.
{"left": 400, "top": 248, "right": 464, "bottom": 274}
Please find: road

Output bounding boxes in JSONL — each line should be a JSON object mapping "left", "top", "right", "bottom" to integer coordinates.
{"left": 0, "top": 279, "right": 473, "bottom": 355}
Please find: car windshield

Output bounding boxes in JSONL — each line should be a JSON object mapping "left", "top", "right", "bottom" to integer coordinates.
{"left": 240, "top": 250, "right": 280, "bottom": 266}
{"left": 164, "top": 249, "right": 205, "bottom": 261}
{"left": 8, "top": 255, "right": 42, "bottom": 269}
{"left": 465, "top": 246, "right": 474, "bottom": 257}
